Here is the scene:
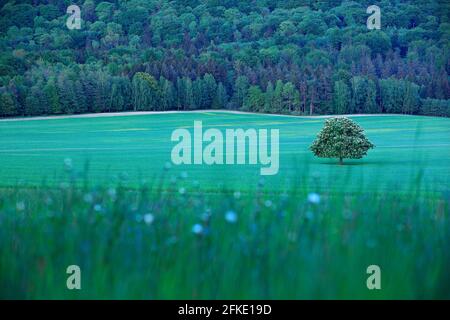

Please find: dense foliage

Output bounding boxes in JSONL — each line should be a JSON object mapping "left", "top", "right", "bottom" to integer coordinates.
{"left": 310, "top": 117, "right": 374, "bottom": 164}
{"left": 0, "top": 0, "right": 449, "bottom": 117}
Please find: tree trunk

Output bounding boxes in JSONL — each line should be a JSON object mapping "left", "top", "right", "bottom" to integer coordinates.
{"left": 309, "top": 88, "right": 315, "bottom": 115}
{"left": 339, "top": 157, "right": 343, "bottom": 165}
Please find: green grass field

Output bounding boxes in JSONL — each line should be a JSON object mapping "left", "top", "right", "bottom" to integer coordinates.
{"left": 0, "top": 111, "right": 449, "bottom": 299}
{"left": 0, "top": 112, "right": 449, "bottom": 193}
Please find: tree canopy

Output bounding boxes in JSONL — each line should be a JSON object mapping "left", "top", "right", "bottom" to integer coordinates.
{"left": 310, "top": 117, "right": 374, "bottom": 164}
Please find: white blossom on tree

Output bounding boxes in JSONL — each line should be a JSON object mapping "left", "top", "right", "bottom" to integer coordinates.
{"left": 310, "top": 117, "right": 374, "bottom": 165}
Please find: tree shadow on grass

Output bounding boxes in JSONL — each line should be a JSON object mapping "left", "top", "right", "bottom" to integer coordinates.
{"left": 318, "top": 160, "right": 393, "bottom": 166}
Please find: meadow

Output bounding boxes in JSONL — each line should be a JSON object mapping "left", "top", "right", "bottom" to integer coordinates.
{"left": 0, "top": 111, "right": 449, "bottom": 193}
{"left": 0, "top": 111, "right": 449, "bottom": 299}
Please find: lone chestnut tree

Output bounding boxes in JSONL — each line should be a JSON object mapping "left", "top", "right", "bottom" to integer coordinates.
{"left": 310, "top": 117, "right": 374, "bottom": 165}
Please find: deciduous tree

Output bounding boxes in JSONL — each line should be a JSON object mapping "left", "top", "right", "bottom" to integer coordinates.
{"left": 310, "top": 117, "right": 374, "bottom": 165}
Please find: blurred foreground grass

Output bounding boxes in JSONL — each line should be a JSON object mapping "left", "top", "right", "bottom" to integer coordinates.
{"left": 0, "top": 164, "right": 449, "bottom": 299}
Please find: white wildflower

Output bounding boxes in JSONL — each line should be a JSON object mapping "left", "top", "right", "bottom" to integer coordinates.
{"left": 192, "top": 224, "right": 203, "bottom": 235}
{"left": 307, "top": 192, "right": 321, "bottom": 204}
{"left": 144, "top": 213, "right": 154, "bottom": 225}
{"left": 225, "top": 210, "right": 238, "bottom": 223}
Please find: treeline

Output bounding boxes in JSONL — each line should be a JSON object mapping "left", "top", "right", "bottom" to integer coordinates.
{"left": 1, "top": 65, "right": 448, "bottom": 117}
{"left": 0, "top": 0, "right": 449, "bottom": 117}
